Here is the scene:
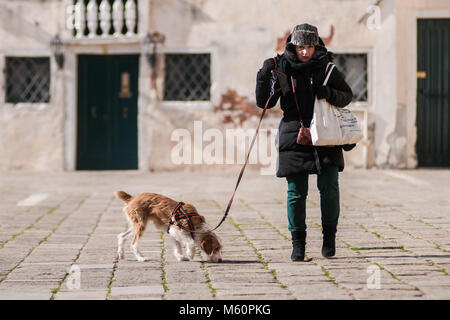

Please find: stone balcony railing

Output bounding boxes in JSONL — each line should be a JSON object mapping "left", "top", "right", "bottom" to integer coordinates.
{"left": 67, "top": 0, "right": 138, "bottom": 39}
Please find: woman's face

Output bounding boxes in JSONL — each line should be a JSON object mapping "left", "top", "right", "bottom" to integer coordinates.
{"left": 295, "top": 45, "right": 315, "bottom": 62}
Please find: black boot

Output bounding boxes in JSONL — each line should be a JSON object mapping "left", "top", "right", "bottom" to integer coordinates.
{"left": 322, "top": 225, "right": 337, "bottom": 258}
{"left": 291, "top": 231, "right": 306, "bottom": 261}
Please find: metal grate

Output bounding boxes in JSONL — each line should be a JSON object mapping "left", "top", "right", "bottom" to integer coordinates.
{"left": 333, "top": 53, "right": 368, "bottom": 102}
{"left": 5, "top": 57, "right": 50, "bottom": 103}
{"left": 164, "top": 53, "right": 211, "bottom": 101}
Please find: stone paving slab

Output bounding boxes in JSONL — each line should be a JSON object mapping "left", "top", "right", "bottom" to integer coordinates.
{"left": 55, "top": 290, "right": 109, "bottom": 300}
{"left": 0, "top": 168, "right": 449, "bottom": 300}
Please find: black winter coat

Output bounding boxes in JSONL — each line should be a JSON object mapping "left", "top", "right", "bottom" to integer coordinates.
{"left": 255, "top": 37, "right": 354, "bottom": 177}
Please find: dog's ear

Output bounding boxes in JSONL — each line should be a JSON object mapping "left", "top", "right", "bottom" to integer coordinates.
{"left": 201, "top": 236, "right": 213, "bottom": 254}
{"left": 215, "top": 238, "right": 223, "bottom": 252}
{"left": 211, "top": 237, "right": 222, "bottom": 254}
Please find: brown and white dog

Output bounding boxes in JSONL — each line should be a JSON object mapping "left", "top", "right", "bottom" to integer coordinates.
{"left": 115, "top": 191, "right": 223, "bottom": 263}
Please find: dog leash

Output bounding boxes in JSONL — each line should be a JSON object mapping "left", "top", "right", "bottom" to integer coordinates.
{"left": 169, "top": 58, "right": 284, "bottom": 236}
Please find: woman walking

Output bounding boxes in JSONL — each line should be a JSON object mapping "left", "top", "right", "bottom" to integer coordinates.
{"left": 255, "top": 24, "right": 354, "bottom": 261}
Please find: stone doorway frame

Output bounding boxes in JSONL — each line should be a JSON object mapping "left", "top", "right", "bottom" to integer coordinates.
{"left": 405, "top": 9, "right": 450, "bottom": 168}
{"left": 62, "top": 41, "right": 151, "bottom": 171}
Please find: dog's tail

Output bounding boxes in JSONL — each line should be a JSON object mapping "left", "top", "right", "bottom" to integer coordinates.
{"left": 115, "top": 190, "right": 133, "bottom": 203}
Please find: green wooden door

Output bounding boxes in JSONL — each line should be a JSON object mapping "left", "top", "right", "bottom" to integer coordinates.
{"left": 416, "top": 19, "right": 450, "bottom": 167}
{"left": 77, "top": 55, "right": 139, "bottom": 170}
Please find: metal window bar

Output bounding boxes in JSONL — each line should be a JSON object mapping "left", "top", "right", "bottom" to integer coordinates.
{"left": 333, "top": 53, "right": 368, "bottom": 102}
{"left": 164, "top": 54, "right": 211, "bottom": 101}
{"left": 6, "top": 57, "right": 50, "bottom": 103}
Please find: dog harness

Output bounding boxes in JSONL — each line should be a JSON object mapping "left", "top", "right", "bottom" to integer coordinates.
{"left": 167, "top": 202, "right": 199, "bottom": 239}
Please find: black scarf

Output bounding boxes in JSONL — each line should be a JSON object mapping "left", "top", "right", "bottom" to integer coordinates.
{"left": 284, "top": 44, "right": 328, "bottom": 72}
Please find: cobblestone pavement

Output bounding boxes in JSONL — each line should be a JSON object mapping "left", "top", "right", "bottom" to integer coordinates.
{"left": 0, "top": 168, "right": 449, "bottom": 300}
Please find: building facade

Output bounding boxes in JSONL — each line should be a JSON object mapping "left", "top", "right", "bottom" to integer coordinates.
{"left": 0, "top": 0, "right": 449, "bottom": 171}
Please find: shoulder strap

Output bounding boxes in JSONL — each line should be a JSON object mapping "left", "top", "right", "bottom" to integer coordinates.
{"left": 290, "top": 76, "right": 303, "bottom": 125}
{"left": 323, "top": 62, "right": 336, "bottom": 86}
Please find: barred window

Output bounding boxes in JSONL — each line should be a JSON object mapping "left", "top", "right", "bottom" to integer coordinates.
{"left": 5, "top": 57, "right": 50, "bottom": 103}
{"left": 333, "top": 53, "right": 368, "bottom": 102}
{"left": 164, "top": 53, "right": 211, "bottom": 101}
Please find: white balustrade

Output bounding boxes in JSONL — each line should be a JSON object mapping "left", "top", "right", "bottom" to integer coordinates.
{"left": 112, "top": 0, "right": 124, "bottom": 37}
{"left": 86, "top": 0, "right": 98, "bottom": 38}
{"left": 99, "top": 0, "right": 111, "bottom": 36}
{"left": 69, "top": 0, "right": 137, "bottom": 39}
{"left": 125, "top": 0, "right": 136, "bottom": 35}
{"left": 74, "top": 0, "right": 86, "bottom": 38}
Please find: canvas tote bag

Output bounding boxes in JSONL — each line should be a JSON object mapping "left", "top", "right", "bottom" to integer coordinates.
{"left": 310, "top": 63, "right": 363, "bottom": 146}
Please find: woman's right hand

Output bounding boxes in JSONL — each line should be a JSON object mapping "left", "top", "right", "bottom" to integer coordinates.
{"left": 261, "top": 58, "right": 276, "bottom": 77}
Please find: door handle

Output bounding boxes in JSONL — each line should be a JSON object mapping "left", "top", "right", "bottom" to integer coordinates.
{"left": 119, "top": 72, "right": 133, "bottom": 98}
{"left": 122, "top": 107, "right": 128, "bottom": 119}
{"left": 91, "top": 106, "right": 97, "bottom": 118}
{"left": 417, "top": 71, "right": 426, "bottom": 79}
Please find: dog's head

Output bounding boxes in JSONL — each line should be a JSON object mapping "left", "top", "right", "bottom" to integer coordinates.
{"left": 200, "top": 233, "right": 223, "bottom": 263}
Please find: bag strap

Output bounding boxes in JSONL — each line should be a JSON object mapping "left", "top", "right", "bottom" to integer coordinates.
{"left": 323, "top": 62, "right": 336, "bottom": 86}
{"left": 290, "top": 76, "right": 304, "bottom": 126}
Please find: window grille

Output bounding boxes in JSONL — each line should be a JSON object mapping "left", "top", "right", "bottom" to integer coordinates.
{"left": 333, "top": 53, "right": 368, "bottom": 102}
{"left": 5, "top": 57, "right": 50, "bottom": 103}
{"left": 164, "top": 53, "right": 211, "bottom": 101}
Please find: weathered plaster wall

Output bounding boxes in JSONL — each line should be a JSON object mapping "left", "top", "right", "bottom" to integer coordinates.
{"left": 0, "top": 103, "right": 64, "bottom": 170}
{"left": 373, "top": 2, "right": 399, "bottom": 168}
{"left": 0, "top": 0, "right": 64, "bottom": 171}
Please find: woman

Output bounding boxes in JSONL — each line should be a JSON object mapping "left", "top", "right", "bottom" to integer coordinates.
{"left": 255, "top": 24, "right": 354, "bottom": 261}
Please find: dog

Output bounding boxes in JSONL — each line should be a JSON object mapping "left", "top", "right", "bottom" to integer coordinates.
{"left": 115, "top": 191, "right": 223, "bottom": 263}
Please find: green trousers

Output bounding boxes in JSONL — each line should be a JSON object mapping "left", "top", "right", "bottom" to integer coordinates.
{"left": 286, "top": 166, "right": 340, "bottom": 232}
